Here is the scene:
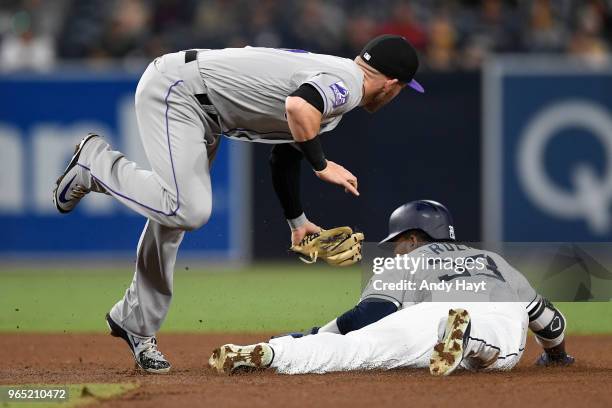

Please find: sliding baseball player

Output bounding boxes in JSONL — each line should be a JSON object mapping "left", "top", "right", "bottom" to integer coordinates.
{"left": 209, "top": 200, "right": 575, "bottom": 376}
{"left": 52, "top": 35, "right": 423, "bottom": 373}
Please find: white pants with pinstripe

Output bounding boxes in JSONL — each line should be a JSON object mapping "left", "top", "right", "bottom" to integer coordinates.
{"left": 269, "top": 302, "right": 528, "bottom": 374}
{"left": 78, "top": 51, "right": 220, "bottom": 337}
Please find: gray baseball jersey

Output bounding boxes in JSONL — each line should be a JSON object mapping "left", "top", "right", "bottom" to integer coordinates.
{"left": 362, "top": 243, "right": 537, "bottom": 308}
{"left": 99, "top": 48, "right": 364, "bottom": 337}
{"left": 196, "top": 47, "right": 364, "bottom": 143}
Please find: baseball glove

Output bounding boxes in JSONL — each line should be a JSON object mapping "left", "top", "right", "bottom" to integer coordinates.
{"left": 290, "top": 226, "right": 364, "bottom": 266}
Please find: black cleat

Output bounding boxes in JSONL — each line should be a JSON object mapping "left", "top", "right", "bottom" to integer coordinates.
{"left": 105, "top": 313, "right": 171, "bottom": 374}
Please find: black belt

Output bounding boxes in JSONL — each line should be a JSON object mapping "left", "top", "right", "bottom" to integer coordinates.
{"left": 185, "top": 49, "right": 219, "bottom": 125}
{"left": 185, "top": 49, "right": 212, "bottom": 105}
{"left": 185, "top": 49, "right": 198, "bottom": 63}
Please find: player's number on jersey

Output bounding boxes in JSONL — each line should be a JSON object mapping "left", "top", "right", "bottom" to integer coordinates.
{"left": 439, "top": 254, "right": 506, "bottom": 282}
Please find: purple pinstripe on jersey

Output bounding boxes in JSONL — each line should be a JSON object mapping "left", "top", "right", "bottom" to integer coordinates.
{"left": 77, "top": 79, "right": 185, "bottom": 216}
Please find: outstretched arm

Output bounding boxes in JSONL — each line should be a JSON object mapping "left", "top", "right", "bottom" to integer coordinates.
{"left": 527, "top": 295, "right": 574, "bottom": 365}
{"left": 272, "top": 298, "right": 397, "bottom": 339}
{"left": 269, "top": 144, "right": 321, "bottom": 245}
{"left": 318, "top": 298, "right": 398, "bottom": 335}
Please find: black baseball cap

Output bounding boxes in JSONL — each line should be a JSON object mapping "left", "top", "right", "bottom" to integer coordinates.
{"left": 360, "top": 34, "right": 424, "bottom": 93}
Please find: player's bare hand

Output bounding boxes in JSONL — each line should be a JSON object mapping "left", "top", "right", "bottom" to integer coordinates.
{"left": 291, "top": 221, "right": 321, "bottom": 246}
{"left": 315, "top": 160, "right": 359, "bottom": 196}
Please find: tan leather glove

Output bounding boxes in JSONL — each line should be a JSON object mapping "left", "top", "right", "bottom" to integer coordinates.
{"left": 290, "top": 226, "right": 364, "bottom": 266}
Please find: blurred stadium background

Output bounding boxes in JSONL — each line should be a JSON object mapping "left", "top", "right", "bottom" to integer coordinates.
{"left": 1, "top": 0, "right": 611, "bottom": 333}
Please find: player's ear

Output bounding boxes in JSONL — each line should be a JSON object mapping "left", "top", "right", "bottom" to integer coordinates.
{"left": 384, "top": 78, "right": 399, "bottom": 91}
{"left": 408, "top": 234, "right": 419, "bottom": 247}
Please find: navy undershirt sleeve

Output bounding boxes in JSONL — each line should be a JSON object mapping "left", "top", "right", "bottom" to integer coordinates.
{"left": 289, "top": 83, "right": 325, "bottom": 113}
{"left": 336, "top": 298, "right": 398, "bottom": 335}
{"left": 269, "top": 144, "right": 304, "bottom": 219}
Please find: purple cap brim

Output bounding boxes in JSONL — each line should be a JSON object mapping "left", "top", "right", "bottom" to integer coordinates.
{"left": 408, "top": 79, "right": 424, "bottom": 93}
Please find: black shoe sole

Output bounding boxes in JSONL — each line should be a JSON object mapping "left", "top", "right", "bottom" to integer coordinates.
{"left": 105, "top": 313, "right": 136, "bottom": 355}
{"left": 52, "top": 133, "right": 99, "bottom": 214}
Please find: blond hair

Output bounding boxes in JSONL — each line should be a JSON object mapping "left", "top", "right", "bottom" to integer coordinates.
{"left": 354, "top": 56, "right": 387, "bottom": 80}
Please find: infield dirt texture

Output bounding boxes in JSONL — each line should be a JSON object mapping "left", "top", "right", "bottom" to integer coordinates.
{"left": 2, "top": 334, "right": 611, "bottom": 407}
{"left": 1, "top": 266, "right": 611, "bottom": 407}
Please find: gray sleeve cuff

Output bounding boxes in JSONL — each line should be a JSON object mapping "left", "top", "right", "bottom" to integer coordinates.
{"left": 287, "top": 213, "right": 308, "bottom": 230}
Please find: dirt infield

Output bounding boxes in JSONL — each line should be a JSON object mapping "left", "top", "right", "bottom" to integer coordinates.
{"left": 1, "top": 333, "right": 611, "bottom": 408}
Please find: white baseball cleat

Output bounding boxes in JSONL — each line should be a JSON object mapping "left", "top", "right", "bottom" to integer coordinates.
{"left": 52, "top": 133, "right": 101, "bottom": 214}
{"left": 430, "top": 308, "right": 471, "bottom": 376}
{"left": 208, "top": 343, "right": 274, "bottom": 375}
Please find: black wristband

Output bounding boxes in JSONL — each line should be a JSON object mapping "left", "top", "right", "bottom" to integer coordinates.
{"left": 297, "top": 136, "right": 327, "bottom": 171}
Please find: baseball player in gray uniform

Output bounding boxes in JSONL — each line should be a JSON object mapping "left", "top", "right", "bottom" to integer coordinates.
{"left": 209, "top": 200, "right": 575, "bottom": 376}
{"left": 52, "top": 35, "right": 424, "bottom": 373}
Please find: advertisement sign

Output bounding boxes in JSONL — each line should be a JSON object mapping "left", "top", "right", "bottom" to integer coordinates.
{"left": 483, "top": 58, "right": 612, "bottom": 242}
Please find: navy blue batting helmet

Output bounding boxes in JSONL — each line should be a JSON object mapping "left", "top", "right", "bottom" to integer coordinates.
{"left": 379, "top": 200, "right": 455, "bottom": 244}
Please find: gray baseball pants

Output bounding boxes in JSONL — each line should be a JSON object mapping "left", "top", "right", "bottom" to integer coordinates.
{"left": 80, "top": 51, "right": 220, "bottom": 337}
